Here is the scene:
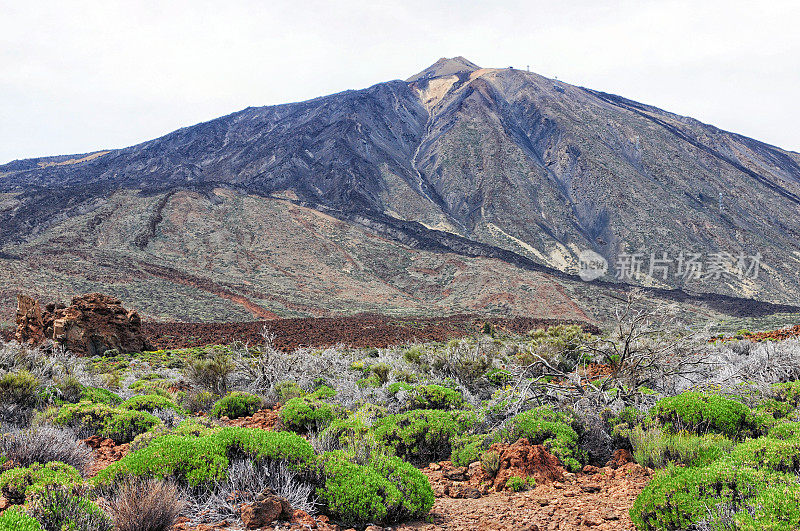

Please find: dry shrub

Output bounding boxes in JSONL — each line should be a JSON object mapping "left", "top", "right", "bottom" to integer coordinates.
{"left": 0, "top": 425, "right": 92, "bottom": 474}
{"left": 107, "top": 478, "right": 186, "bottom": 531}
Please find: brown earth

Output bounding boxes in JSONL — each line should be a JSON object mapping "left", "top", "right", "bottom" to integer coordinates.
{"left": 82, "top": 435, "right": 130, "bottom": 477}
{"left": 142, "top": 314, "right": 600, "bottom": 351}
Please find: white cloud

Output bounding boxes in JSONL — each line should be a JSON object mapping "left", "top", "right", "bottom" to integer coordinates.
{"left": 1, "top": 0, "right": 798, "bottom": 163}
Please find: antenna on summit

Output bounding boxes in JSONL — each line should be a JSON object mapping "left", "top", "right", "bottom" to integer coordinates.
{"left": 527, "top": 65, "right": 530, "bottom": 72}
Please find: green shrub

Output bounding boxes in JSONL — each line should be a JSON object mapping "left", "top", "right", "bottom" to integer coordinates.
{"left": 80, "top": 387, "right": 122, "bottom": 405}
{"left": 0, "top": 371, "right": 39, "bottom": 407}
{"left": 0, "top": 462, "right": 82, "bottom": 504}
{"left": 280, "top": 396, "right": 339, "bottom": 432}
{"left": 30, "top": 487, "right": 113, "bottom": 531}
{"left": 407, "top": 384, "right": 464, "bottom": 411}
{"left": 316, "top": 452, "right": 433, "bottom": 526}
{"left": 771, "top": 381, "right": 800, "bottom": 407}
{"left": 650, "top": 392, "right": 759, "bottom": 438}
{"left": 51, "top": 401, "right": 161, "bottom": 443}
{"left": 756, "top": 398, "right": 794, "bottom": 420}
{"left": 450, "top": 434, "right": 485, "bottom": 467}
{"left": 481, "top": 450, "right": 501, "bottom": 476}
{"left": 210, "top": 392, "right": 262, "bottom": 419}
{"left": 630, "top": 460, "right": 798, "bottom": 531}
{"left": 184, "top": 351, "right": 234, "bottom": 395}
{"left": 730, "top": 437, "right": 800, "bottom": 473}
{"left": 311, "top": 386, "right": 336, "bottom": 400}
{"left": 274, "top": 381, "right": 304, "bottom": 403}
{"left": 372, "top": 409, "right": 477, "bottom": 464}
{"left": 768, "top": 421, "right": 800, "bottom": 440}
{"left": 630, "top": 427, "right": 732, "bottom": 469}
{"left": 499, "top": 407, "right": 584, "bottom": 472}
{"left": 95, "top": 427, "right": 314, "bottom": 488}
{"left": 120, "top": 394, "right": 181, "bottom": 414}
{"left": 505, "top": 475, "right": 527, "bottom": 492}
{"left": 485, "top": 368, "right": 512, "bottom": 386}
{"left": 0, "top": 507, "right": 42, "bottom": 530}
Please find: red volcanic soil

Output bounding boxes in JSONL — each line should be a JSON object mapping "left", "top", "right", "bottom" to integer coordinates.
{"left": 142, "top": 314, "right": 600, "bottom": 351}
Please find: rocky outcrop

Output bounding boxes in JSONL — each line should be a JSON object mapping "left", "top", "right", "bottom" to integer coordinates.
{"left": 239, "top": 488, "right": 293, "bottom": 529}
{"left": 14, "top": 294, "right": 45, "bottom": 345}
{"left": 14, "top": 293, "right": 146, "bottom": 355}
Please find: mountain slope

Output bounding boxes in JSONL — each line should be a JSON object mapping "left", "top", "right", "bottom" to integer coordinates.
{"left": 2, "top": 57, "right": 799, "bottom": 322}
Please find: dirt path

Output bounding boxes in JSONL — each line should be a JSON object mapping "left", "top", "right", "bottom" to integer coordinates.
{"left": 398, "top": 462, "right": 651, "bottom": 531}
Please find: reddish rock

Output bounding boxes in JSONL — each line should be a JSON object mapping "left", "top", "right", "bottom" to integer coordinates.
{"left": 14, "top": 294, "right": 45, "bottom": 345}
{"left": 240, "top": 489, "right": 292, "bottom": 528}
{"left": 605, "top": 449, "right": 634, "bottom": 469}
{"left": 14, "top": 292, "right": 146, "bottom": 356}
{"left": 488, "top": 438, "right": 565, "bottom": 491}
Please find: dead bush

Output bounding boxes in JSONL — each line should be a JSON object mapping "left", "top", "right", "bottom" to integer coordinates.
{"left": 107, "top": 478, "right": 186, "bottom": 531}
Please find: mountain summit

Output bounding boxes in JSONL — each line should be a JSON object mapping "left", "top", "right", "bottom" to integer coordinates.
{"left": 406, "top": 56, "right": 481, "bottom": 82}
{"left": 1, "top": 58, "right": 799, "bottom": 322}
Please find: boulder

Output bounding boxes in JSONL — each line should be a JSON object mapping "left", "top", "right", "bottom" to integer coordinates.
{"left": 487, "top": 438, "right": 565, "bottom": 490}
{"left": 240, "top": 488, "right": 292, "bottom": 528}
{"left": 14, "top": 292, "right": 146, "bottom": 356}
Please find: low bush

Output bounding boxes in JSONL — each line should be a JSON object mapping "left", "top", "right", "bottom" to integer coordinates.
{"left": 95, "top": 427, "right": 315, "bottom": 488}
{"left": 0, "top": 462, "right": 82, "bottom": 504}
{"left": 29, "top": 486, "right": 114, "bottom": 531}
{"left": 650, "top": 392, "right": 760, "bottom": 438}
{"left": 371, "top": 409, "right": 477, "bottom": 464}
{"left": 771, "top": 381, "right": 800, "bottom": 406}
{"left": 629, "top": 427, "right": 732, "bottom": 469}
{"left": 630, "top": 460, "right": 799, "bottom": 530}
{"left": 505, "top": 475, "right": 534, "bottom": 492}
{"left": 274, "top": 380, "right": 304, "bottom": 403}
{"left": 0, "top": 507, "right": 42, "bottom": 530}
{"left": 730, "top": 437, "right": 800, "bottom": 473}
{"left": 407, "top": 384, "right": 464, "bottom": 411}
{"left": 0, "top": 426, "right": 92, "bottom": 473}
{"left": 178, "top": 390, "right": 215, "bottom": 414}
{"left": 0, "top": 370, "right": 39, "bottom": 407}
{"left": 280, "top": 396, "right": 340, "bottom": 432}
{"left": 120, "top": 394, "right": 182, "bottom": 414}
{"left": 50, "top": 401, "right": 161, "bottom": 443}
{"left": 79, "top": 387, "right": 122, "bottom": 405}
{"left": 768, "top": 421, "right": 800, "bottom": 440}
{"left": 210, "top": 391, "right": 262, "bottom": 419}
{"left": 450, "top": 434, "right": 485, "bottom": 467}
{"left": 184, "top": 350, "right": 234, "bottom": 395}
{"left": 316, "top": 452, "right": 433, "bottom": 526}
{"left": 107, "top": 478, "right": 186, "bottom": 531}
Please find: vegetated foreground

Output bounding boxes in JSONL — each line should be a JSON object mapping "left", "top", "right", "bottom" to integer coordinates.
{"left": 141, "top": 314, "right": 601, "bottom": 351}
{"left": 3, "top": 292, "right": 800, "bottom": 530}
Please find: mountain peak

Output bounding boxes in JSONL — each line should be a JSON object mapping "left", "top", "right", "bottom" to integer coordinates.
{"left": 406, "top": 56, "right": 480, "bottom": 82}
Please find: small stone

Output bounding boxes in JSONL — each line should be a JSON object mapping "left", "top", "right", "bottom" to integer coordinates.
{"left": 429, "top": 463, "right": 441, "bottom": 471}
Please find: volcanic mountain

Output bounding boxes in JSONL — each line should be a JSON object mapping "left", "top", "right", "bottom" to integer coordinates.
{"left": 1, "top": 57, "right": 799, "bottom": 323}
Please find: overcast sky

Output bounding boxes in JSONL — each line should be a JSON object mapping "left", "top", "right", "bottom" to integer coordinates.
{"left": 2, "top": 0, "right": 799, "bottom": 164}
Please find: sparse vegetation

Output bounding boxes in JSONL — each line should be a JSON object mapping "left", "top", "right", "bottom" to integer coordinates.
{"left": 3, "top": 293, "right": 800, "bottom": 529}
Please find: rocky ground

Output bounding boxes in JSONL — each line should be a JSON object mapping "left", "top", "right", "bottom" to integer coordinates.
{"left": 141, "top": 315, "right": 599, "bottom": 351}
{"left": 70, "top": 408, "right": 651, "bottom": 531}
